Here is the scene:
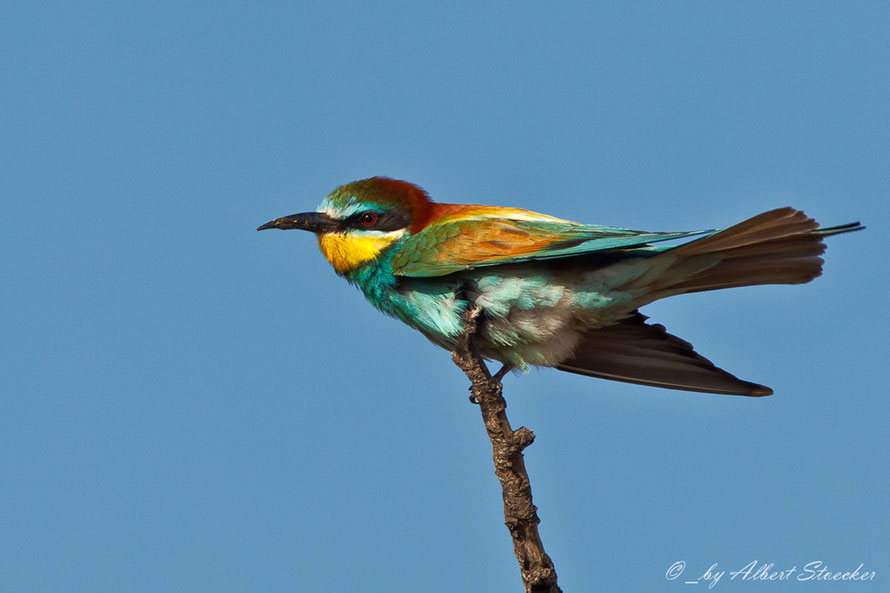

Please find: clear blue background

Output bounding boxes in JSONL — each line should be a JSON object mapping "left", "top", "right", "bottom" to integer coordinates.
{"left": 2, "top": 2, "right": 887, "bottom": 591}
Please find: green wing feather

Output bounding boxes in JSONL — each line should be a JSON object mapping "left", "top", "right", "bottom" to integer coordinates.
{"left": 391, "top": 212, "right": 712, "bottom": 278}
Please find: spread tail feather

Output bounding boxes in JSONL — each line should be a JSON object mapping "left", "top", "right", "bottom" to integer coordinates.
{"left": 648, "top": 208, "right": 864, "bottom": 296}
{"left": 556, "top": 313, "right": 772, "bottom": 396}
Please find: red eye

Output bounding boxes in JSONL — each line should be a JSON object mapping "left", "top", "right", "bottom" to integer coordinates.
{"left": 361, "top": 212, "right": 378, "bottom": 226}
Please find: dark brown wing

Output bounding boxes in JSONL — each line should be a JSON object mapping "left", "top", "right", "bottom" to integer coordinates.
{"left": 557, "top": 313, "right": 773, "bottom": 396}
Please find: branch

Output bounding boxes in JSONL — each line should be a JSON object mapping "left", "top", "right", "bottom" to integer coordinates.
{"left": 451, "top": 307, "right": 562, "bottom": 593}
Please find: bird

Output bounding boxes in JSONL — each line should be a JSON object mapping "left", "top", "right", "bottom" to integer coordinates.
{"left": 258, "top": 177, "right": 863, "bottom": 397}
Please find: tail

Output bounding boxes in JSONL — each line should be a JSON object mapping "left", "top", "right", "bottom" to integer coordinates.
{"left": 556, "top": 209, "right": 862, "bottom": 396}
{"left": 646, "top": 208, "right": 863, "bottom": 297}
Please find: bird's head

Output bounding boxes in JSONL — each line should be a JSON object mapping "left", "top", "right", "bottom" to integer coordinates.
{"left": 257, "top": 177, "right": 434, "bottom": 275}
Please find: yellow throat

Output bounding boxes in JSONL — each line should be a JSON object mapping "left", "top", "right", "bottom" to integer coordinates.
{"left": 317, "top": 230, "right": 404, "bottom": 275}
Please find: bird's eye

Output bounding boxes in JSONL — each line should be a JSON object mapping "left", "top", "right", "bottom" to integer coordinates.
{"left": 360, "top": 212, "right": 378, "bottom": 227}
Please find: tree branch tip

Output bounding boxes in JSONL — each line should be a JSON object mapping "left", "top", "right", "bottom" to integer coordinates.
{"left": 451, "top": 304, "right": 560, "bottom": 592}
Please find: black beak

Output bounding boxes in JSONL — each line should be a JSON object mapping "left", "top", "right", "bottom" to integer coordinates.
{"left": 256, "top": 212, "right": 340, "bottom": 233}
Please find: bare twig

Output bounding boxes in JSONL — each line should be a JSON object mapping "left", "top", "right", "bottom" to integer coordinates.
{"left": 451, "top": 307, "right": 562, "bottom": 593}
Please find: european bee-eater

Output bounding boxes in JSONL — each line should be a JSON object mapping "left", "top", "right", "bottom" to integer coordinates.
{"left": 258, "top": 177, "right": 862, "bottom": 396}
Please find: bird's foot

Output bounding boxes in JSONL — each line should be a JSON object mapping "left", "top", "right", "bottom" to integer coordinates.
{"left": 468, "top": 364, "right": 512, "bottom": 404}
{"left": 492, "top": 364, "right": 515, "bottom": 382}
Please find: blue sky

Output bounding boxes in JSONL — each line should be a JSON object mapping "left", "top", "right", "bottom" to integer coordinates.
{"left": 2, "top": 2, "right": 887, "bottom": 591}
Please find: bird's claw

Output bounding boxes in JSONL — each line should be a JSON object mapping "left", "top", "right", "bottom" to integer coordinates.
{"left": 493, "top": 364, "right": 515, "bottom": 382}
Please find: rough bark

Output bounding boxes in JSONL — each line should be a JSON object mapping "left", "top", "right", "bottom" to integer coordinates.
{"left": 451, "top": 307, "right": 562, "bottom": 593}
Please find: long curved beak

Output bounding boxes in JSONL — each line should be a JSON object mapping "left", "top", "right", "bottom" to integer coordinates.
{"left": 256, "top": 212, "right": 340, "bottom": 233}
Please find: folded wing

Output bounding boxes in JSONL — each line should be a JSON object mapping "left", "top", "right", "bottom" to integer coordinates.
{"left": 391, "top": 206, "right": 711, "bottom": 278}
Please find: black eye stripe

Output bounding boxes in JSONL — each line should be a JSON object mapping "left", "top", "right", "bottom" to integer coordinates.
{"left": 344, "top": 209, "right": 411, "bottom": 232}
